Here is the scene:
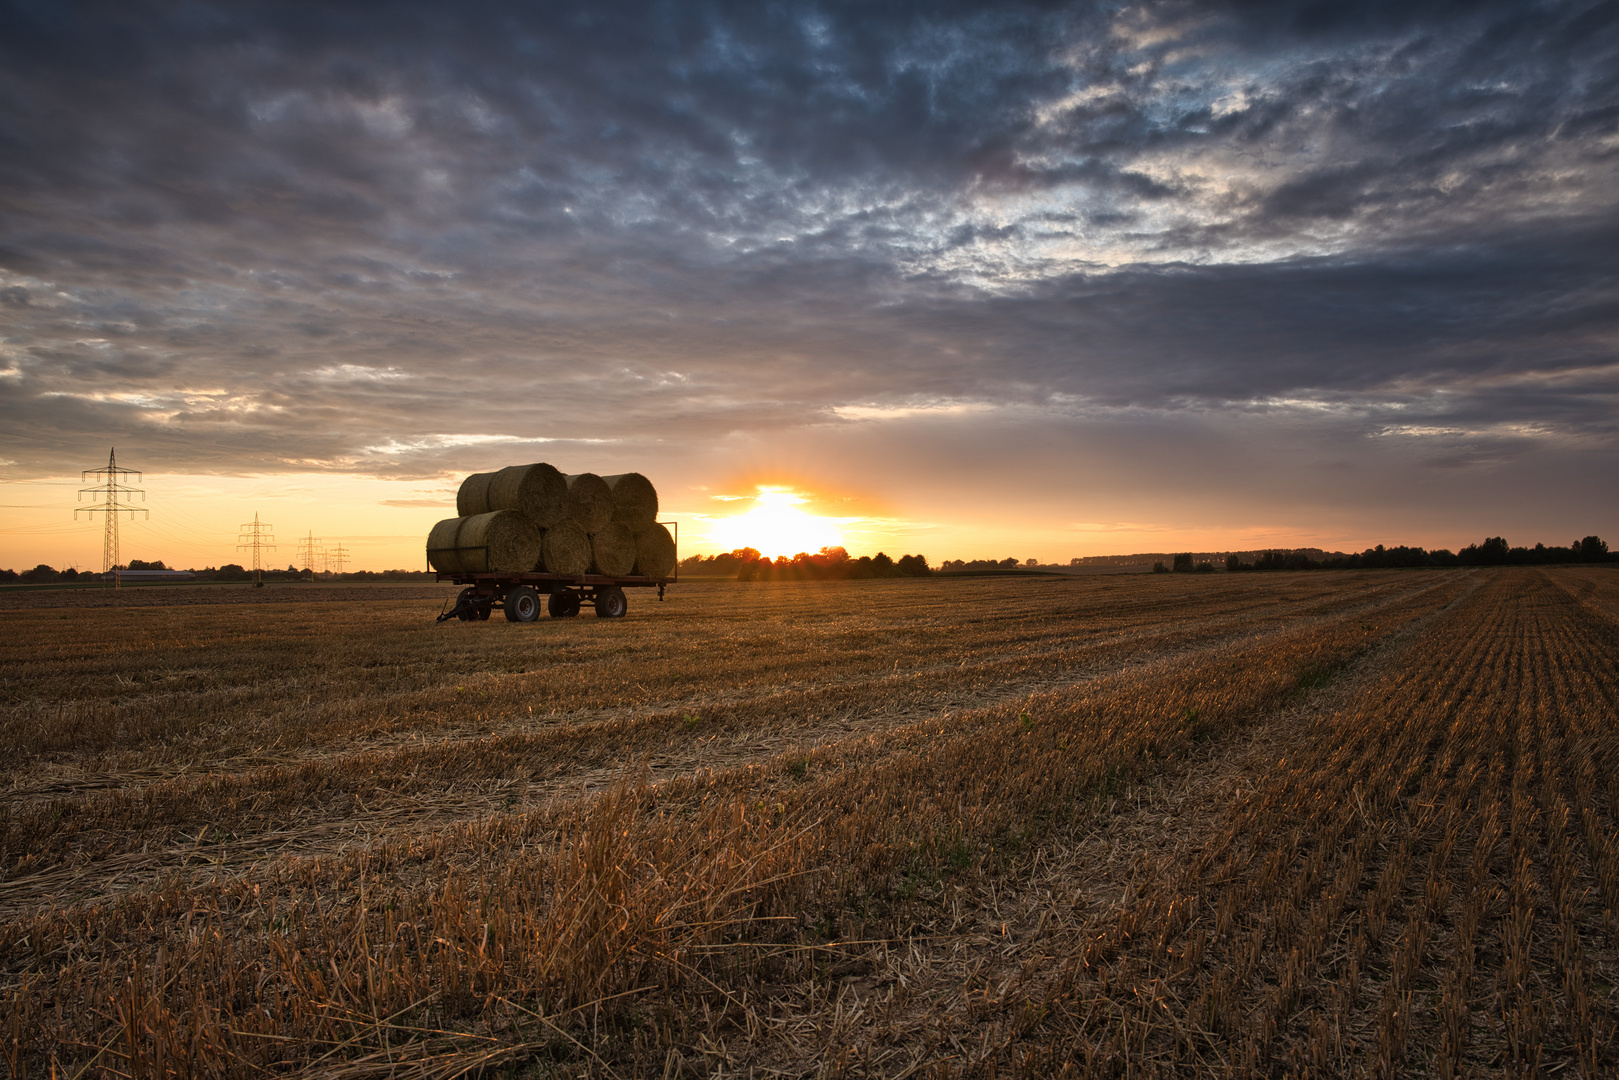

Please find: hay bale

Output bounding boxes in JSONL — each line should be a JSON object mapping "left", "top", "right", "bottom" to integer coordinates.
{"left": 456, "top": 472, "right": 497, "bottom": 517}
{"left": 563, "top": 473, "right": 613, "bottom": 532}
{"left": 455, "top": 510, "right": 541, "bottom": 573}
{"left": 590, "top": 522, "right": 637, "bottom": 576}
{"left": 541, "top": 520, "right": 592, "bottom": 576}
{"left": 634, "top": 522, "right": 677, "bottom": 578}
{"left": 426, "top": 517, "right": 467, "bottom": 573}
{"left": 488, "top": 462, "right": 568, "bottom": 527}
{"left": 601, "top": 472, "right": 659, "bottom": 529}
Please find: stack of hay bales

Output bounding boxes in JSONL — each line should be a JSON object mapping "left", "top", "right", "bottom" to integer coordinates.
{"left": 426, "top": 463, "right": 676, "bottom": 577}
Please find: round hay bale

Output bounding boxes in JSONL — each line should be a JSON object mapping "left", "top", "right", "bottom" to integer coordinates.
{"left": 541, "top": 520, "right": 593, "bottom": 576}
{"left": 590, "top": 522, "right": 637, "bottom": 576}
{"left": 426, "top": 516, "right": 467, "bottom": 574}
{"left": 634, "top": 522, "right": 677, "bottom": 578}
{"left": 457, "top": 510, "right": 541, "bottom": 573}
{"left": 563, "top": 473, "right": 612, "bottom": 532}
{"left": 457, "top": 472, "right": 497, "bottom": 517}
{"left": 601, "top": 472, "right": 659, "bottom": 529}
{"left": 488, "top": 462, "right": 567, "bottom": 527}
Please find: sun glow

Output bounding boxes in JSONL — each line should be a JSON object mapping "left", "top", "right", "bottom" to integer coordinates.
{"left": 708, "top": 486, "right": 844, "bottom": 559}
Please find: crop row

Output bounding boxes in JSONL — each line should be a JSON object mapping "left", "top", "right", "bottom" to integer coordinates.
{"left": 1, "top": 571, "right": 1475, "bottom": 1074}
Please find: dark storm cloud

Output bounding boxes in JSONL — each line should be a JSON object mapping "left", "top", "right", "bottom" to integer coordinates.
{"left": 0, "top": 0, "right": 1615, "bottom": 533}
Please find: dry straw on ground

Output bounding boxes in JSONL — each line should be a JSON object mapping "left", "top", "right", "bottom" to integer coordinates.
{"left": 4, "top": 568, "right": 1616, "bottom": 1077}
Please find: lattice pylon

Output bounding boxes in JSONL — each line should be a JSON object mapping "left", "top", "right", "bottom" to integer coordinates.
{"left": 237, "top": 513, "right": 276, "bottom": 587}
{"left": 326, "top": 544, "right": 349, "bottom": 577}
{"left": 296, "top": 530, "right": 323, "bottom": 581}
{"left": 76, "top": 447, "right": 147, "bottom": 588}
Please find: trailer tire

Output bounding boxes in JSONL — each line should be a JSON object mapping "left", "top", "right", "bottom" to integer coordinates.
{"left": 455, "top": 587, "right": 481, "bottom": 622}
{"left": 595, "top": 586, "right": 628, "bottom": 619}
{"left": 548, "top": 589, "right": 582, "bottom": 618}
{"left": 504, "top": 585, "right": 542, "bottom": 623}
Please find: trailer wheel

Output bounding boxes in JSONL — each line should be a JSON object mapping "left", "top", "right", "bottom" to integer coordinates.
{"left": 504, "top": 585, "right": 542, "bottom": 623}
{"left": 455, "top": 587, "right": 481, "bottom": 622}
{"left": 548, "top": 589, "right": 582, "bottom": 618}
{"left": 595, "top": 586, "right": 628, "bottom": 619}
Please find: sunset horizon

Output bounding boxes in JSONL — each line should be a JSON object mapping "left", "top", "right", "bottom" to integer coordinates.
{"left": 4, "top": 1, "right": 1616, "bottom": 569}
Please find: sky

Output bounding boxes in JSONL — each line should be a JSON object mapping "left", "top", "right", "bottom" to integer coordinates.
{"left": 2, "top": 0, "right": 1617, "bottom": 570}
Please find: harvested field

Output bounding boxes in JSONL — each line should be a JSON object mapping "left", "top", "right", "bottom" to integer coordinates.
{"left": 2, "top": 568, "right": 1617, "bottom": 1076}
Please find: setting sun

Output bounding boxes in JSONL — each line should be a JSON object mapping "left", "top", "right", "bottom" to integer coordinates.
{"left": 708, "top": 486, "right": 844, "bottom": 559}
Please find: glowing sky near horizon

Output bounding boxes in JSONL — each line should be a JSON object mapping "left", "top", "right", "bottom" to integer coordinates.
{"left": 2, "top": 1, "right": 1617, "bottom": 570}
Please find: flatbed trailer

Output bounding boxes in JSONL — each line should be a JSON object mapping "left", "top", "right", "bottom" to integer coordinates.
{"left": 434, "top": 570, "right": 671, "bottom": 622}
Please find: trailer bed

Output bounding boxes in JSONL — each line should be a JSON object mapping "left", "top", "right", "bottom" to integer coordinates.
{"left": 434, "top": 570, "right": 671, "bottom": 621}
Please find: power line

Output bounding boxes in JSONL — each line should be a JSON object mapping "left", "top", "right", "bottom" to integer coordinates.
{"left": 76, "top": 447, "right": 147, "bottom": 588}
{"left": 237, "top": 513, "right": 276, "bottom": 587}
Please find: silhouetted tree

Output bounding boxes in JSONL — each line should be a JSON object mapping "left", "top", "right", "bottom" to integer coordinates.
{"left": 896, "top": 554, "right": 930, "bottom": 576}
{"left": 1172, "top": 553, "right": 1194, "bottom": 573}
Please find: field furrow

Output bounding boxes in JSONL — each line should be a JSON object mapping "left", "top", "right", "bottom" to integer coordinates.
{"left": 2, "top": 567, "right": 1614, "bottom": 1077}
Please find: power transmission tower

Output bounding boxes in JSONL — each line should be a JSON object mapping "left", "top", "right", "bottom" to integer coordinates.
{"left": 296, "top": 530, "right": 322, "bottom": 582}
{"left": 76, "top": 447, "right": 147, "bottom": 589}
{"left": 237, "top": 513, "right": 276, "bottom": 587}
{"left": 326, "top": 543, "right": 349, "bottom": 578}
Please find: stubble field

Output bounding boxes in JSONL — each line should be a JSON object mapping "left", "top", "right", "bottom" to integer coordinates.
{"left": 3, "top": 567, "right": 1617, "bottom": 1077}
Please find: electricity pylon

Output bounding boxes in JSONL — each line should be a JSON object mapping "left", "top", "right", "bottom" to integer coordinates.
{"left": 326, "top": 544, "right": 349, "bottom": 577}
{"left": 76, "top": 447, "right": 147, "bottom": 589}
{"left": 237, "top": 513, "right": 276, "bottom": 587}
{"left": 296, "top": 531, "right": 322, "bottom": 582}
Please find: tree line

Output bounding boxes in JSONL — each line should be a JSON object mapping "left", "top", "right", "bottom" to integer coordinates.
{"left": 1153, "top": 535, "right": 1611, "bottom": 574}
{"left": 677, "top": 546, "right": 931, "bottom": 581}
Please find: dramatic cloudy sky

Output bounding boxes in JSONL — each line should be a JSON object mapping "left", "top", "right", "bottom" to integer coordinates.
{"left": 2, "top": 0, "right": 1617, "bottom": 568}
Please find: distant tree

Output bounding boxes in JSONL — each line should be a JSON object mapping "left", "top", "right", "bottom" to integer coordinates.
{"left": 127, "top": 559, "right": 168, "bottom": 571}
{"left": 1225, "top": 554, "right": 1242, "bottom": 572}
{"left": 998, "top": 557, "right": 1019, "bottom": 569}
{"left": 1152, "top": 561, "right": 1169, "bottom": 574}
{"left": 214, "top": 563, "right": 251, "bottom": 581}
{"left": 1172, "top": 553, "right": 1194, "bottom": 573}
{"left": 896, "top": 554, "right": 930, "bottom": 576}
{"left": 1576, "top": 535, "right": 1609, "bottom": 562}
{"left": 1024, "top": 557, "right": 1038, "bottom": 568}
{"left": 20, "top": 564, "right": 58, "bottom": 583}
{"left": 0, "top": 568, "right": 17, "bottom": 583}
